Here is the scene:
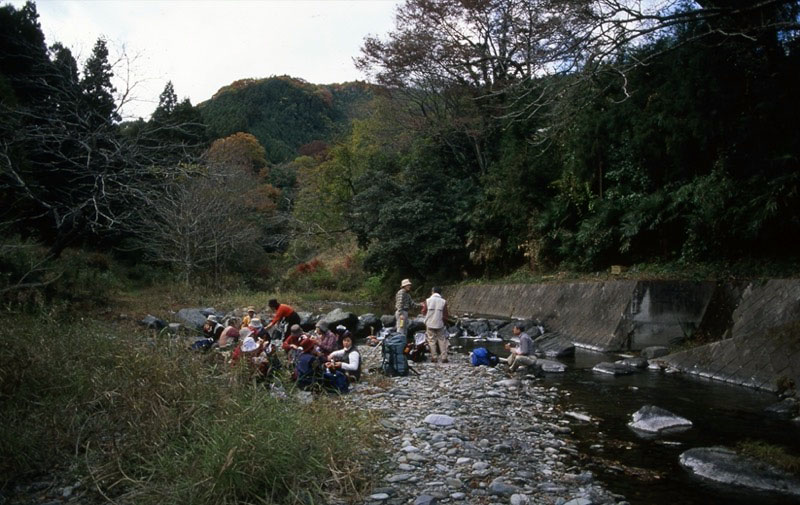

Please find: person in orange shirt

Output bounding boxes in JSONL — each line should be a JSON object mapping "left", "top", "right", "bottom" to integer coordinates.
{"left": 265, "top": 298, "right": 302, "bottom": 340}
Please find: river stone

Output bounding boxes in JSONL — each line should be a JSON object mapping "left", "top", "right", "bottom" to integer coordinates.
{"left": 176, "top": 308, "right": 208, "bottom": 330}
{"left": 414, "top": 495, "right": 437, "bottom": 505}
{"left": 489, "top": 479, "right": 519, "bottom": 496}
{"left": 408, "top": 316, "right": 426, "bottom": 334}
{"left": 535, "top": 332, "right": 576, "bottom": 358}
{"left": 167, "top": 322, "right": 181, "bottom": 334}
{"left": 641, "top": 346, "right": 670, "bottom": 359}
{"left": 764, "top": 397, "right": 799, "bottom": 418}
{"left": 495, "top": 379, "right": 522, "bottom": 387}
{"left": 140, "top": 314, "right": 166, "bottom": 330}
{"left": 679, "top": 446, "right": 800, "bottom": 498}
{"left": 318, "top": 308, "right": 358, "bottom": 331}
{"left": 462, "top": 318, "right": 490, "bottom": 336}
{"left": 386, "top": 473, "right": 413, "bottom": 483}
{"left": 618, "top": 357, "right": 648, "bottom": 369}
{"left": 563, "top": 499, "right": 592, "bottom": 505}
{"left": 424, "top": 414, "right": 456, "bottom": 426}
{"left": 539, "top": 359, "right": 567, "bottom": 373}
{"left": 380, "top": 314, "right": 397, "bottom": 328}
{"left": 592, "top": 362, "right": 634, "bottom": 376}
{"left": 628, "top": 405, "right": 692, "bottom": 435}
{"left": 370, "top": 493, "right": 390, "bottom": 500}
{"left": 511, "top": 494, "right": 530, "bottom": 505}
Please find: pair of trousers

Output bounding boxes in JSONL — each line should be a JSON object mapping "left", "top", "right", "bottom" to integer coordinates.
{"left": 426, "top": 326, "right": 448, "bottom": 362}
{"left": 508, "top": 352, "right": 537, "bottom": 371}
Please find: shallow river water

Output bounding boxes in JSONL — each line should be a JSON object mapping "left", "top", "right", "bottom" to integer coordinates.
{"left": 453, "top": 338, "right": 800, "bottom": 505}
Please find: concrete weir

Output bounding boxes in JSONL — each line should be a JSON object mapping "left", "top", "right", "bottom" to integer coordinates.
{"left": 446, "top": 279, "right": 800, "bottom": 392}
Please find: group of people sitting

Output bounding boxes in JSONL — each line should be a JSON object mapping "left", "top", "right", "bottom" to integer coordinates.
{"left": 192, "top": 299, "right": 361, "bottom": 393}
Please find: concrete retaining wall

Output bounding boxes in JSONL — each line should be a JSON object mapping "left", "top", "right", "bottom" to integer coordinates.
{"left": 446, "top": 279, "right": 800, "bottom": 391}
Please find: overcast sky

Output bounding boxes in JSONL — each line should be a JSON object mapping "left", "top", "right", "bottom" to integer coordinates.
{"left": 11, "top": 0, "right": 401, "bottom": 119}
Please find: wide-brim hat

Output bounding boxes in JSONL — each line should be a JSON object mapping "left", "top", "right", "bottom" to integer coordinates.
{"left": 206, "top": 314, "right": 218, "bottom": 322}
{"left": 239, "top": 328, "right": 253, "bottom": 340}
{"left": 246, "top": 306, "right": 256, "bottom": 313}
{"left": 290, "top": 324, "right": 303, "bottom": 336}
{"left": 249, "top": 318, "right": 263, "bottom": 329}
{"left": 401, "top": 278, "right": 412, "bottom": 287}
{"left": 316, "top": 321, "right": 329, "bottom": 332}
{"left": 241, "top": 336, "right": 258, "bottom": 352}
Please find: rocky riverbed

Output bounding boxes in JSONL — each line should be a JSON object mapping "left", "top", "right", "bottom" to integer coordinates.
{"left": 335, "top": 354, "right": 627, "bottom": 505}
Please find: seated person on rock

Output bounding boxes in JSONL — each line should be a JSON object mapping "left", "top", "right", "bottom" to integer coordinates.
{"left": 218, "top": 317, "right": 240, "bottom": 348}
{"left": 282, "top": 324, "right": 311, "bottom": 365}
{"left": 248, "top": 318, "right": 268, "bottom": 339}
{"left": 230, "top": 331, "right": 262, "bottom": 367}
{"left": 294, "top": 337, "right": 323, "bottom": 390}
{"left": 326, "top": 335, "right": 361, "bottom": 382}
{"left": 504, "top": 323, "right": 537, "bottom": 372}
{"left": 203, "top": 315, "right": 224, "bottom": 339}
{"left": 333, "top": 324, "right": 352, "bottom": 349}
{"left": 265, "top": 299, "right": 302, "bottom": 341}
{"left": 315, "top": 322, "right": 339, "bottom": 356}
{"left": 241, "top": 306, "right": 256, "bottom": 329}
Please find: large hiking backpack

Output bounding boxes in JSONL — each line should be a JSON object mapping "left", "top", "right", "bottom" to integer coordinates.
{"left": 382, "top": 332, "right": 409, "bottom": 376}
{"left": 471, "top": 347, "right": 499, "bottom": 367}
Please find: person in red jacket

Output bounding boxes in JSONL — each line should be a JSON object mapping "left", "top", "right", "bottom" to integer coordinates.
{"left": 265, "top": 299, "right": 302, "bottom": 340}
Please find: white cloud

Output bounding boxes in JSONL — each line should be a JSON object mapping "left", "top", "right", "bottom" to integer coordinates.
{"left": 11, "top": 0, "right": 401, "bottom": 119}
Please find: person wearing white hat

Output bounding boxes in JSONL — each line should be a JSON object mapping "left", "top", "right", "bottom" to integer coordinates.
{"left": 394, "top": 278, "right": 420, "bottom": 337}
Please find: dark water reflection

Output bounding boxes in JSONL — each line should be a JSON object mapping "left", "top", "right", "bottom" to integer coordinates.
{"left": 454, "top": 338, "right": 800, "bottom": 505}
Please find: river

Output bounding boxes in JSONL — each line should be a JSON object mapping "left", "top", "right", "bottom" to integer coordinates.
{"left": 454, "top": 337, "right": 799, "bottom": 505}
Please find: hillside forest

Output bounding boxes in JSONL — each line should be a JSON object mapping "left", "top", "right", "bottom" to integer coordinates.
{"left": 2, "top": 0, "right": 800, "bottom": 305}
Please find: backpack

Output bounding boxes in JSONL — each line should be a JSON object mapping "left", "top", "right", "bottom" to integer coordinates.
{"left": 382, "top": 332, "right": 409, "bottom": 376}
{"left": 471, "top": 347, "right": 499, "bottom": 367}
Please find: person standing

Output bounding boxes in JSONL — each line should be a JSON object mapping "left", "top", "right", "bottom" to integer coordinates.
{"left": 422, "top": 286, "right": 450, "bottom": 363}
{"left": 504, "top": 324, "right": 537, "bottom": 372}
{"left": 395, "top": 278, "right": 420, "bottom": 337}
{"left": 265, "top": 299, "right": 302, "bottom": 340}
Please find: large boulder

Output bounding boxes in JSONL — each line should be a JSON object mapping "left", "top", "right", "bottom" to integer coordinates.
{"left": 380, "top": 314, "right": 396, "bottom": 328}
{"left": 618, "top": 357, "right": 649, "bottom": 369}
{"left": 497, "top": 319, "right": 538, "bottom": 339}
{"left": 534, "top": 332, "right": 575, "bottom": 358}
{"left": 357, "top": 313, "right": 382, "bottom": 337}
{"left": 460, "top": 318, "right": 490, "bottom": 336}
{"left": 679, "top": 446, "right": 800, "bottom": 498}
{"left": 318, "top": 308, "right": 358, "bottom": 332}
{"left": 297, "top": 311, "right": 317, "bottom": 331}
{"left": 176, "top": 308, "right": 207, "bottom": 330}
{"left": 628, "top": 405, "right": 692, "bottom": 435}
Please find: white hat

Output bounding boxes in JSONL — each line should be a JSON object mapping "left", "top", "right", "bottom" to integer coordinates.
{"left": 239, "top": 328, "right": 253, "bottom": 340}
{"left": 249, "top": 318, "right": 263, "bottom": 329}
{"left": 241, "top": 336, "right": 258, "bottom": 352}
{"left": 206, "top": 314, "right": 218, "bottom": 322}
{"left": 401, "top": 278, "right": 412, "bottom": 287}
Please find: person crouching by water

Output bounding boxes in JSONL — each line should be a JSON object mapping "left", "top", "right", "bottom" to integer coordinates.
{"left": 395, "top": 278, "right": 420, "bottom": 337}
{"left": 265, "top": 299, "right": 302, "bottom": 341}
{"left": 504, "top": 324, "right": 536, "bottom": 372}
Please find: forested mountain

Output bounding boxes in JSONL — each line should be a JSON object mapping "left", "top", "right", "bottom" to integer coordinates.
{"left": 198, "top": 76, "right": 375, "bottom": 163}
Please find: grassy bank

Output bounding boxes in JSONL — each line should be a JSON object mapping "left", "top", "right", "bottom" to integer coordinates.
{"left": 0, "top": 316, "right": 380, "bottom": 504}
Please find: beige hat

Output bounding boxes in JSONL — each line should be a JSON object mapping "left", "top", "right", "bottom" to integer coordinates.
{"left": 401, "top": 278, "right": 412, "bottom": 287}
{"left": 246, "top": 306, "right": 256, "bottom": 313}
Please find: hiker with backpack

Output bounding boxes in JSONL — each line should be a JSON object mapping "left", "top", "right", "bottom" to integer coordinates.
{"left": 421, "top": 286, "right": 450, "bottom": 363}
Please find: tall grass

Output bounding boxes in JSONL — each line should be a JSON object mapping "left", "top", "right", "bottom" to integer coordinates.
{"left": 0, "top": 317, "right": 379, "bottom": 504}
